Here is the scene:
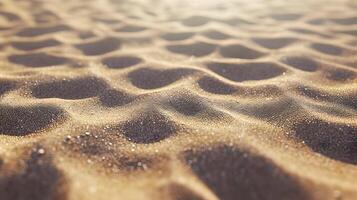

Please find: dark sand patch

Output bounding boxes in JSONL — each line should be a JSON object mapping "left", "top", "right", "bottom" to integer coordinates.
{"left": 8, "top": 53, "right": 69, "bottom": 67}
{"left": 310, "top": 43, "right": 344, "bottom": 55}
{"left": 0, "top": 148, "right": 68, "bottom": 200}
{"left": 281, "top": 56, "right": 318, "bottom": 72}
{"left": 16, "top": 25, "right": 71, "bottom": 37}
{"left": 102, "top": 55, "right": 142, "bottom": 69}
{"left": 161, "top": 32, "right": 194, "bottom": 41}
{"left": 0, "top": 105, "right": 64, "bottom": 136}
{"left": 183, "top": 145, "right": 309, "bottom": 200}
{"left": 75, "top": 37, "right": 121, "bottom": 56}
{"left": 198, "top": 76, "right": 236, "bottom": 95}
{"left": 253, "top": 37, "right": 296, "bottom": 49}
{"left": 121, "top": 111, "right": 177, "bottom": 143}
{"left": 294, "top": 119, "right": 357, "bottom": 164}
{"left": 207, "top": 62, "right": 285, "bottom": 82}
{"left": 166, "top": 42, "right": 216, "bottom": 57}
{"left": 182, "top": 16, "right": 211, "bottom": 27}
{"left": 220, "top": 44, "right": 264, "bottom": 59}
{"left": 32, "top": 76, "right": 108, "bottom": 99}
{"left": 129, "top": 68, "right": 194, "bottom": 89}
{"left": 99, "top": 89, "right": 135, "bottom": 107}
{"left": 11, "top": 39, "right": 61, "bottom": 51}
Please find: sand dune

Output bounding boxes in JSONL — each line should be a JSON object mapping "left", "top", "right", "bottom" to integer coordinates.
{"left": 0, "top": 0, "right": 356, "bottom": 199}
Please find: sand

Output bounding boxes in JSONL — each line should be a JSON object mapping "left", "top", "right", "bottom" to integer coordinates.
{"left": 0, "top": 0, "right": 356, "bottom": 199}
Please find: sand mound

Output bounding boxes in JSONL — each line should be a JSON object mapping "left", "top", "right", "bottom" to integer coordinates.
{"left": 0, "top": 0, "right": 356, "bottom": 199}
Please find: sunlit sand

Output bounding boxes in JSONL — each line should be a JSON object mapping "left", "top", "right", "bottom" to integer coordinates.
{"left": 0, "top": 0, "right": 356, "bottom": 199}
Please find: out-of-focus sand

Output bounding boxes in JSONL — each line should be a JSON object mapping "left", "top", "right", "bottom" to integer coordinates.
{"left": 0, "top": 0, "right": 356, "bottom": 199}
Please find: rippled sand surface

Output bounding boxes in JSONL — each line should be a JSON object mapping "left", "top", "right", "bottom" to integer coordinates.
{"left": 0, "top": 0, "right": 356, "bottom": 199}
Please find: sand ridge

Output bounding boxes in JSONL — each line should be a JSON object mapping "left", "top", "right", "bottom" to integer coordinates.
{"left": 0, "top": 0, "right": 356, "bottom": 199}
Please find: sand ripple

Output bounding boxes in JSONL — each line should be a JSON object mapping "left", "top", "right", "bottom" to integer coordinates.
{"left": 0, "top": 0, "right": 356, "bottom": 199}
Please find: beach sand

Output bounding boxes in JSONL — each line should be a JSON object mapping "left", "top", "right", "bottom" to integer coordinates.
{"left": 0, "top": 0, "right": 356, "bottom": 199}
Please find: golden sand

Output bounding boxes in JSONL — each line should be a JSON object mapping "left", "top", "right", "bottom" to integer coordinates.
{"left": 0, "top": 0, "right": 356, "bottom": 199}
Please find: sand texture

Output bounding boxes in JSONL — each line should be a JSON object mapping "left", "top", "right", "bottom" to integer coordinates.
{"left": 0, "top": 0, "right": 357, "bottom": 199}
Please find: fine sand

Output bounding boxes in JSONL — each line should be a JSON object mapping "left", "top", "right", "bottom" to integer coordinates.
{"left": 0, "top": 0, "right": 356, "bottom": 199}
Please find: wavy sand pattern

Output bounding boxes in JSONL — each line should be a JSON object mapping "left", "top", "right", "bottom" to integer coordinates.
{"left": 0, "top": 0, "right": 356, "bottom": 199}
